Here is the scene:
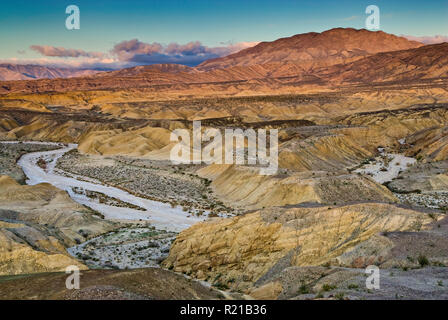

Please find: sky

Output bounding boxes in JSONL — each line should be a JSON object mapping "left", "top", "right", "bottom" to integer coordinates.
{"left": 1, "top": 0, "right": 447, "bottom": 69}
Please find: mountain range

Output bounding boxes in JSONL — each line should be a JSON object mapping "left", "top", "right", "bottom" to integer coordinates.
{"left": 197, "top": 28, "right": 423, "bottom": 70}
{"left": 0, "top": 64, "right": 101, "bottom": 81}
{"left": 0, "top": 28, "right": 446, "bottom": 94}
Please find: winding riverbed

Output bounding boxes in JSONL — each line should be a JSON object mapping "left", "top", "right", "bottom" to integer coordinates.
{"left": 9, "top": 141, "right": 205, "bottom": 232}
{"left": 354, "top": 150, "right": 417, "bottom": 184}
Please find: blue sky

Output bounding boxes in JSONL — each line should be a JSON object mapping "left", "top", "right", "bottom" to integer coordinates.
{"left": 1, "top": 0, "right": 447, "bottom": 68}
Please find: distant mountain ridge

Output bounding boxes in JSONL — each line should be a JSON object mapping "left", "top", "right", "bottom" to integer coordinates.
{"left": 197, "top": 28, "right": 423, "bottom": 70}
{"left": 0, "top": 28, "right": 424, "bottom": 82}
{"left": 0, "top": 64, "right": 101, "bottom": 81}
{"left": 2, "top": 28, "right": 447, "bottom": 94}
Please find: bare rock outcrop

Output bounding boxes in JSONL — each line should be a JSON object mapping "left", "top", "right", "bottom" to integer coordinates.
{"left": 0, "top": 175, "right": 118, "bottom": 275}
{"left": 0, "top": 175, "right": 117, "bottom": 245}
{"left": 0, "top": 220, "right": 87, "bottom": 275}
{"left": 163, "top": 203, "right": 432, "bottom": 291}
{"left": 406, "top": 126, "right": 448, "bottom": 162}
{"left": 198, "top": 165, "right": 397, "bottom": 210}
{"left": 78, "top": 126, "right": 174, "bottom": 156}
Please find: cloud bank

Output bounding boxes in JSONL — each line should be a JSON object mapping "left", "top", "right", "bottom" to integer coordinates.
{"left": 24, "top": 40, "right": 259, "bottom": 69}
{"left": 110, "top": 39, "right": 258, "bottom": 66}
{"left": 30, "top": 45, "right": 106, "bottom": 59}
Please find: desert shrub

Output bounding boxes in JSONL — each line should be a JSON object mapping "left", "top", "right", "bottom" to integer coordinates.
{"left": 418, "top": 254, "right": 429, "bottom": 267}
{"left": 322, "top": 284, "right": 336, "bottom": 292}
{"left": 298, "top": 284, "right": 310, "bottom": 294}
{"left": 213, "top": 282, "right": 229, "bottom": 290}
{"left": 335, "top": 292, "right": 345, "bottom": 300}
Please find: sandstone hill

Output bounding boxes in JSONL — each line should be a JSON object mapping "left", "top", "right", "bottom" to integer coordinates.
{"left": 0, "top": 219, "right": 87, "bottom": 276}
{"left": 78, "top": 126, "right": 175, "bottom": 156}
{"left": 197, "top": 165, "right": 396, "bottom": 210}
{"left": 248, "top": 216, "right": 448, "bottom": 299}
{"left": 0, "top": 175, "right": 117, "bottom": 275}
{"left": 337, "top": 104, "right": 448, "bottom": 154}
{"left": 163, "top": 203, "right": 433, "bottom": 291}
{"left": 406, "top": 126, "right": 448, "bottom": 162}
{"left": 0, "top": 175, "right": 117, "bottom": 244}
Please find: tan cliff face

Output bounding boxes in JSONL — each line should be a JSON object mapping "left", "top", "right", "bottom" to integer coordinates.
{"left": 278, "top": 132, "right": 373, "bottom": 171}
{"left": 197, "top": 165, "right": 396, "bottom": 210}
{"left": 337, "top": 103, "right": 448, "bottom": 152}
{"left": 0, "top": 115, "right": 139, "bottom": 143}
{"left": 0, "top": 116, "right": 19, "bottom": 132}
{"left": 406, "top": 126, "right": 448, "bottom": 161}
{"left": 78, "top": 126, "right": 174, "bottom": 156}
{"left": 0, "top": 221, "right": 87, "bottom": 276}
{"left": 0, "top": 175, "right": 118, "bottom": 275}
{"left": 0, "top": 175, "right": 117, "bottom": 244}
{"left": 163, "top": 203, "right": 432, "bottom": 291}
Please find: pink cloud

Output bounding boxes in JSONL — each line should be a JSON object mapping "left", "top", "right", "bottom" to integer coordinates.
{"left": 110, "top": 39, "right": 258, "bottom": 65}
{"left": 13, "top": 40, "right": 258, "bottom": 69}
{"left": 111, "top": 39, "right": 163, "bottom": 61}
{"left": 30, "top": 45, "right": 106, "bottom": 59}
